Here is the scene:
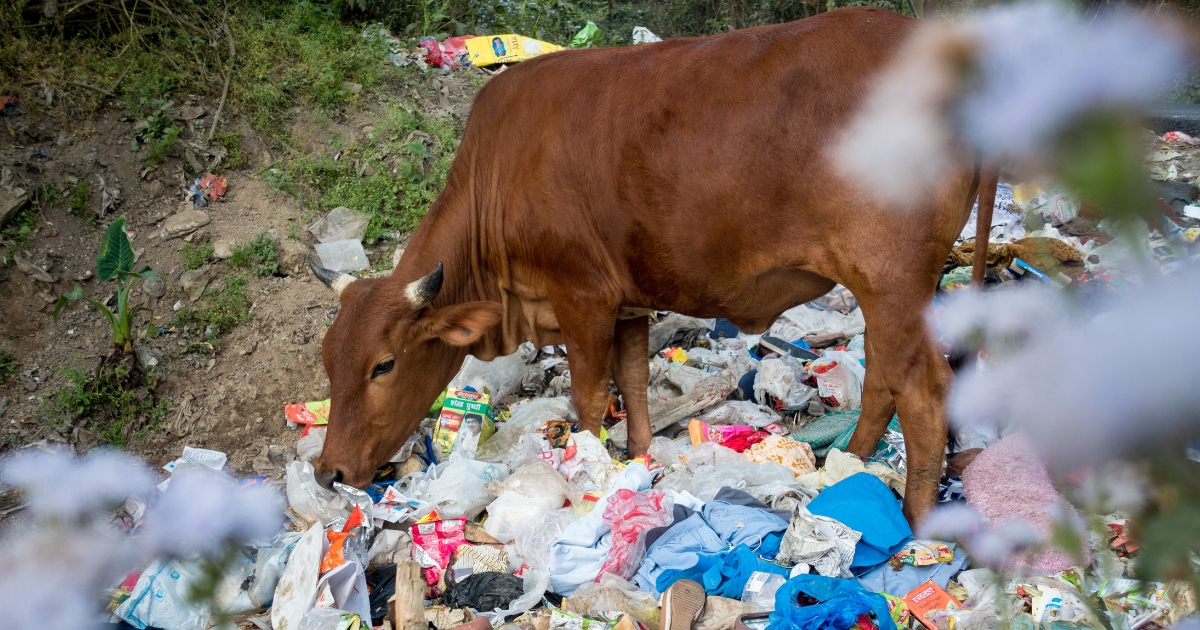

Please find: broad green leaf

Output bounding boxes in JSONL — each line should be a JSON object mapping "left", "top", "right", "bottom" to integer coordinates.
{"left": 96, "top": 216, "right": 135, "bottom": 282}
{"left": 52, "top": 285, "right": 85, "bottom": 325}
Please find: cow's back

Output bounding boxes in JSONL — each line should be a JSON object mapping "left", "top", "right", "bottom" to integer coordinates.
{"left": 436, "top": 8, "right": 972, "bottom": 337}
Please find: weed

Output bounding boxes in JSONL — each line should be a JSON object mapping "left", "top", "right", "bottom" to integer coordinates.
{"left": 42, "top": 182, "right": 60, "bottom": 205}
{"left": 180, "top": 242, "right": 214, "bottom": 270}
{"left": 1, "top": 204, "right": 36, "bottom": 248}
{"left": 0, "top": 351, "right": 17, "bottom": 384}
{"left": 287, "top": 223, "right": 302, "bottom": 241}
{"left": 174, "top": 275, "right": 254, "bottom": 338}
{"left": 213, "top": 131, "right": 246, "bottom": 171}
{"left": 48, "top": 365, "right": 161, "bottom": 447}
{"left": 144, "top": 127, "right": 182, "bottom": 166}
{"left": 67, "top": 177, "right": 90, "bottom": 216}
{"left": 228, "top": 232, "right": 278, "bottom": 276}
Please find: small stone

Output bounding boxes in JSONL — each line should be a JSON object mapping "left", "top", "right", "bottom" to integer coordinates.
{"left": 143, "top": 275, "right": 166, "bottom": 298}
{"left": 161, "top": 209, "right": 211, "bottom": 239}
{"left": 342, "top": 82, "right": 363, "bottom": 94}
{"left": 23, "top": 381, "right": 37, "bottom": 393}
{"left": 179, "top": 268, "right": 210, "bottom": 302}
{"left": 135, "top": 346, "right": 160, "bottom": 370}
{"left": 279, "top": 240, "right": 310, "bottom": 276}
{"left": 213, "top": 238, "right": 234, "bottom": 259}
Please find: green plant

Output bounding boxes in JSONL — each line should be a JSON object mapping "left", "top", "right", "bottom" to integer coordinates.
{"left": 1, "top": 204, "right": 36, "bottom": 247}
{"left": 180, "top": 242, "right": 214, "bottom": 270}
{"left": 144, "top": 126, "right": 181, "bottom": 166}
{"left": 42, "top": 182, "right": 60, "bottom": 205}
{"left": 228, "top": 232, "right": 278, "bottom": 276}
{"left": 128, "top": 98, "right": 179, "bottom": 151}
{"left": 54, "top": 217, "right": 158, "bottom": 351}
{"left": 174, "top": 275, "right": 254, "bottom": 339}
{"left": 48, "top": 365, "right": 160, "bottom": 447}
{"left": 67, "top": 177, "right": 90, "bottom": 216}
{"left": 213, "top": 130, "right": 245, "bottom": 171}
{"left": 0, "top": 351, "right": 17, "bottom": 384}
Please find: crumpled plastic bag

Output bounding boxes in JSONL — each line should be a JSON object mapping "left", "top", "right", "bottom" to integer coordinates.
{"left": 367, "top": 529, "right": 412, "bottom": 568}
{"left": 769, "top": 575, "right": 896, "bottom": 630}
{"left": 480, "top": 569, "right": 552, "bottom": 627}
{"left": 552, "top": 430, "right": 618, "bottom": 493}
{"left": 411, "top": 517, "right": 468, "bottom": 588}
{"left": 477, "top": 397, "right": 574, "bottom": 464}
{"left": 508, "top": 507, "right": 579, "bottom": 573}
{"left": 691, "top": 459, "right": 799, "bottom": 502}
{"left": 410, "top": 459, "right": 510, "bottom": 519}
{"left": 117, "top": 554, "right": 256, "bottom": 630}
{"left": 271, "top": 523, "right": 328, "bottom": 630}
{"left": 770, "top": 304, "right": 866, "bottom": 342}
{"left": 443, "top": 571, "right": 525, "bottom": 611}
{"left": 648, "top": 436, "right": 687, "bottom": 468}
{"left": 648, "top": 314, "right": 716, "bottom": 355}
{"left": 296, "top": 426, "right": 326, "bottom": 462}
{"left": 796, "top": 448, "right": 906, "bottom": 496}
{"left": 485, "top": 460, "right": 584, "bottom": 544}
{"left": 777, "top": 508, "right": 861, "bottom": 578}
{"left": 806, "top": 351, "right": 865, "bottom": 411}
{"left": 746, "top": 435, "right": 817, "bottom": 476}
{"left": 449, "top": 342, "right": 538, "bottom": 402}
{"left": 287, "top": 460, "right": 350, "bottom": 526}
{"left": 599, "top": 489, "right": 674, "bottom": 580}
{"left": 297, "top": 608, "right": 362, "bottom": 630}
{"left": 696, "top": 401, "right": 781, "bottom": 428}
{"left": 754, "top": 357, "right": 815, "bottom": 408}
{"left": 567, "top": 573, "right": 661, "bottom": 627}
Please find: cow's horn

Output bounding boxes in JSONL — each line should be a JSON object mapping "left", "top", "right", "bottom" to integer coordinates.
{"left": 310, "top": 260, "right": 355, "bottom": 296}
{"left": 405, "top": 262, "right": 443, "bottom": 309}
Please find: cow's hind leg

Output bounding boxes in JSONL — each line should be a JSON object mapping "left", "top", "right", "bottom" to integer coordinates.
{"left": 612, "top": 315, "right": 653, "bottom": 456}
{"left": 555, "top": 305, "right": 617, "bottom": 441}
{"left": 855, "top": 291, "right": 952, "bottom": 526}
{"left": 845, "top": 335, "right": 898, "bottom": 458}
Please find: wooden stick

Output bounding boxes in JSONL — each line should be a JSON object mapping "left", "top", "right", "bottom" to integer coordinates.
{"left": 207, "top": 21, "right": 235, "bottom": 142}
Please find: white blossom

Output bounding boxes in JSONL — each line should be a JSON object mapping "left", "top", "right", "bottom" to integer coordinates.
{"left": 0, "top": 449, "right": 154, "bottom": 520}
{"left": 142, "top": 468, "right": 285, "bottom": 556}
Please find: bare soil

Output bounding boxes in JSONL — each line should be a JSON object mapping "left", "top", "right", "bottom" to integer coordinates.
{"left": 0, "top": 72, "right": 482, "bottom": 475}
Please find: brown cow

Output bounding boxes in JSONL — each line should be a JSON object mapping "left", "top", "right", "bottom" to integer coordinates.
{"left": 311, "top": 7, "right": 990, "bottom": 525}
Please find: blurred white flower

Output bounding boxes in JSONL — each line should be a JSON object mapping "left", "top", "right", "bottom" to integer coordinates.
{"left": 917, "top": 503, "right": 986, "bottom": 540}
{"left": 0, "top": 449, "right": 154, "bottom": 521}
{"left": 1071, "top": 462, "right": 1150, "bottom": 514}
{"left": 0, "top": 525, "right": 137, "bottom": 630}
{"left": 142, "top": 468, "right": 285, "bottom": 556}
{"left": 967, "top": 520, "right": 1040, "bottom": 567}
{"left": 947, "top": 273, "right": 1200, "bottom": 471}
{"left": 933, "top": 285, "right": 1068, "bottom": 358}
{"left": 833, "top": 1, "right": 1191, "bottom": 206}
{"left": 962, "top": 3, "right": 1188, "bottom": 159}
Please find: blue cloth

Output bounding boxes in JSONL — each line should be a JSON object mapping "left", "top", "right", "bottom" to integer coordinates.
{"left": 701, "top": 500, "right": 790, "bottom": 549}
{"left": 806, "top": 473, "right": 913, "bottom": 570}
{"left": 856, "top": 543, "right": 969, "bottom": 597}
{"left": 701, "top": 544, "right": 791, "bottom": 598}
{"left": 636, "top": 512, "right": 726, "bottom": 593}
{"left": 768, "top": 575, "right": 897, "bottom": 630}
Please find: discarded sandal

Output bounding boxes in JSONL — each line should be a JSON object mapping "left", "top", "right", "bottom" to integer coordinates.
{"left": 661, "top": 579, "right": 706, "bottom": 630}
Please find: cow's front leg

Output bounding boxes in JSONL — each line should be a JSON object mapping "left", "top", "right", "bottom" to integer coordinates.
{"left": 555, "top": 306, "right": 617, "bottom": 439}
{"left": 612, "top": 315, "right": 652, "bottom": 456}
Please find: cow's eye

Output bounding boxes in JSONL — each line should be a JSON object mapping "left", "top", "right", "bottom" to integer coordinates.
{"left": 371, "top": 360, "right": 395, "bottom": 379}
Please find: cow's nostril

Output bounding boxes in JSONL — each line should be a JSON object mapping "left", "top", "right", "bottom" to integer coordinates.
{"left": 314, "top": 467, "right": 343, "bottom": 489}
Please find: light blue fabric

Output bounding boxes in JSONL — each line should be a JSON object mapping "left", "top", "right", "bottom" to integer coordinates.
{"left": 856, "top": 543, "right": 969, "bottom": 597}
{"left": 548, "top": 463, "right": 654, "bottom": 595}
{"left": 634, "top": 512, "right": 725, "bottom": 593}
{"left": 701, "top": 500, "right": 790, "bottom": 549}
{"left": 806, "top": 473, "right": 913, "bottom": 571}
{"left": 767, "top": 575, "right": 897, "bottom": 630}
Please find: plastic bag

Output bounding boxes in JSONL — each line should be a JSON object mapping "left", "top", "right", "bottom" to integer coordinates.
{"left": 477, "top": 397, "right": 574, "bottom": 464}
{"left": 560, "top": 430, "right": 619, "bottom": 493}
{"left": 423, "top": 459, "right": 510, "bottom": 519}
{"left": 287, "top": 460, "right": 351, "bottom": 526}
{"left": 567, "top": 573, "right": 662, "bottom": 627}
{"left": 805, "top": 351, "right": 865, "bottom": 411}
{"left": 648, "top": 436, "right": 686, "bottom": 468}
{"left": 509, "top": 507, "right": 578, "bottom": 573}
{"left": 117, "top": 555, "right": 254, "bottom": 630}
{"left": 648, "top": 314, "right": 715, "bottom": 355}
{"left": 411, "top": 517, "right": 469, "bottom": 588}
{"left": 297, "top": 426, "right": 327, "bottom": 462}
{"left": 746, "top": 435, "right": 817, "bottom": 477}
{"left": 684, "top": 442, "right": 747, "bottom": 470}
{"left": 691, "top": 461, "right": 798, "bottom": 502}
{"left": 367, "top": 529, "right": 412, "bottom": 568}
{"left": 697, "top": 401, "right": 781, "bottom": 428}
{"left": 485, "top": 460, "right": 585, "bottom": 544}
{"left": 770, "top": 304, "right": 865, "bottom": 342}
{"left": 297, "top": 608, "right": 362, "bottom": 630}
{"left": 598, "top": 489, "right": 674, "bottom": 580}
{"left": 741, "top": 572, "right": 787, "bottom": 612}
{"left": 449, "top": 342, "right": 537, "bottom": 402}
{"left": 480, "top": 569, "right": 552, "bottom": 627}
{"left": 666, "top": 364, "right": 712, "bottom": 394}
{"left": 754, "top": 357, "right": 815, "bottom": 408}
{"left": 443, "top": 571, "right": 526, "bottom": 612}
{"left": 271, "top": 523, "right": 327, "bottom": 630}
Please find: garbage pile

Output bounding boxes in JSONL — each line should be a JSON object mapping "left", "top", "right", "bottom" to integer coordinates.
{"left": 100, "top": 132, "right": 1200, "bottom": 630}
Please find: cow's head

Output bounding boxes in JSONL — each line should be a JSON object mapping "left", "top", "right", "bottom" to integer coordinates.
{"left": 309, "top": 260, "right": 503, "bottom": 488}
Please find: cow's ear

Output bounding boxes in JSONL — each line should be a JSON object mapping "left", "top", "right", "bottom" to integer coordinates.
{"left": 422, "top": 301, "right": 503, "bottom": 346}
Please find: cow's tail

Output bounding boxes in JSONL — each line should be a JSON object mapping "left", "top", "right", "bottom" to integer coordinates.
{"left": 971, "top": 165, "right": 1001, "bottom": 286}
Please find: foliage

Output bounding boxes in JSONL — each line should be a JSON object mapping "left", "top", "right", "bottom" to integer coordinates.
{"left": 1, "top": 204, "right": 36, "bottom": 247}
{"left": 228, "top": 232, "right": 278, "bottom": 276}
{"left": 47, "top": 365, "right": 164, "bottom": 447}
{"left": 174, "top": 275, "right": 254, "bottom": 339}
{"left": 66, "top": 177, "right": 90, "bottom": 216}
{"left": 213, "top": 130, "right": 245, "bottom": 171}
{"left": 0, "top": 351, "right": 17, "bottom": 384}
{"left": 54, "top": 217, "right": 158, "bottom": 350}
{"left": 42, "top": 182, "right": 60, "bottom": 205}
{"left": 180, "top": 242, "right": 213, "bottom": 270}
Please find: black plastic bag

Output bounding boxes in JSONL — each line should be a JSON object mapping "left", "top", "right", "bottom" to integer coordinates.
{"left": 442, "top": 571, "right": 525, "bottom": 612}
